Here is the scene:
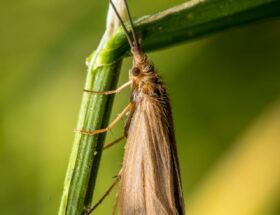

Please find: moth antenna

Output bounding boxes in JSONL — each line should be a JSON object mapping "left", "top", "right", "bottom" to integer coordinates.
{"left": 123, "top": 0, "right": 139, "bottom": 48}
{"left": 109, "top": 0, "right": 134, "bottom": 48}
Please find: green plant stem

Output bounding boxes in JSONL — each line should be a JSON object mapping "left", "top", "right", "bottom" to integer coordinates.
{"left": 59, "top": 0, "right": 280, "bottom": 214}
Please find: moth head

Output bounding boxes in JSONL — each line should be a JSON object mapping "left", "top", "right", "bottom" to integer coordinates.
{"left": 131, "top": 63, "right": 155, "bottom": 77}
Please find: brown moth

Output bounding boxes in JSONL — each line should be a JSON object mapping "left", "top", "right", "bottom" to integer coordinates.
{"left": 82, "top": 0, "right": 185, "bottom": 214}
{"left": 118, "top": 45, "right": 185, "bottom": 214}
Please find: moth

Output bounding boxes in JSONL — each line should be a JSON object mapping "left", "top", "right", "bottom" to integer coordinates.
{"left": 80, "top": 0, "right": 185, "bottom": 214}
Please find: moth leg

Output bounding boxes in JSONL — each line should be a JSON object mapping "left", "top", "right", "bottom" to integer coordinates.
{"left": 85, "top": 177, "right": 120, "bottom": 215}
{"left": 103, "top": 136, "right": 125, "bottom": 150}
{"left": 112, "top": 178, "right": 120, "bottom": 215}
{"left": 75, "top": 103, "right": 133, "bottom": 136}
{"left": 84, "top": 80, "right": 132, "bottom": 95}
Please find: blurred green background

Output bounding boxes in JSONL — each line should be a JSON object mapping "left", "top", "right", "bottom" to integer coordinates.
{"left": 1, "top": 0, "right": 280, "bottom": 214}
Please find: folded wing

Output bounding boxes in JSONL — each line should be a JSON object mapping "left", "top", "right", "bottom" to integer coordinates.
{"left": 118, "top": 94, "right": 185, "bottom": 215}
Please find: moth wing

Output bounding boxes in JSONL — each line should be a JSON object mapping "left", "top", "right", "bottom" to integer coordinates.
{"left": 118, "top": 96, "right": 185, "bottom": 214}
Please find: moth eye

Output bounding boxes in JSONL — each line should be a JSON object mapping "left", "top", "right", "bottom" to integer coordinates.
{"left": 132, "top": 67, "right": 141, "bottom": 76}
{"left": 144, "top": 64, "right": 154, "bottom": 73}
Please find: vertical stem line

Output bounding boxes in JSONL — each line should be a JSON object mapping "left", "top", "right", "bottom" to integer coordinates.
{"left": 59, "top": 1, "right": 127, "bottom": 213}
{"left": 59, "top": 52, "right": 124, "bottom": 214}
